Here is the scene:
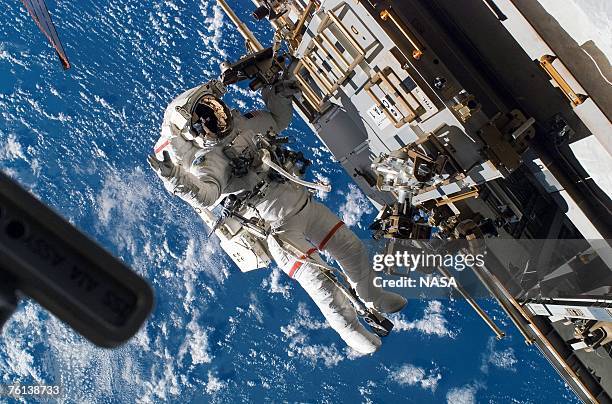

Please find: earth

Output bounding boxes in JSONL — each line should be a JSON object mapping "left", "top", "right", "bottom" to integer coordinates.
{"left": 0, "top": 1, "right": 580, "bottom": 403}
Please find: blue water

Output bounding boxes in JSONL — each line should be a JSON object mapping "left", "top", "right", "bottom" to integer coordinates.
{"left": 0, "top": 1, "right": 577, "bottom": 402}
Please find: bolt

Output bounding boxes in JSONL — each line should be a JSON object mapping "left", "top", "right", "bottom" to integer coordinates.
{"left": 433, "top": 76, "right": 446, "bottom": 90}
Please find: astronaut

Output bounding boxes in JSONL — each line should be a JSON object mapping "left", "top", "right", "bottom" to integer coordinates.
{"left": 148, "top": 79, "right": 407, "bottom": 354}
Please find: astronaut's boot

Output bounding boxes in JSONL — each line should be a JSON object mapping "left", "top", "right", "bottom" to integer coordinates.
{"left": 370, "top": 291, "right": 407, "bottom": 314}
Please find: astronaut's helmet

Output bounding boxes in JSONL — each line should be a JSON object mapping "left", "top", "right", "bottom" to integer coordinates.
{"left": 191, "top": 95, "right": 233, "bottom": 140}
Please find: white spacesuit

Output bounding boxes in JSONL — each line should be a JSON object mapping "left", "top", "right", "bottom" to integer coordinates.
{"left": 149, "top": 80, "right": 407, "bottom": 354}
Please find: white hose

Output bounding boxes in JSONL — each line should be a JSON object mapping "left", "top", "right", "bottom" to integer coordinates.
{"left": 260, "top": 149, "right": 331, "bottom": 193}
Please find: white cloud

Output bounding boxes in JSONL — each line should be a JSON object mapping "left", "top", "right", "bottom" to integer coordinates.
{"left": 489, "top": 348, "right": 517, "bottom": 370}
{"left": 247, "top": 293, "right": 264, "bottom": 324}
{"left": 344, "top": 346, "right": 369, "bottom": 360}
{"left": 201, "top": 2, "right": 227, "bottom": 59}
{"left": 2, "top": 302, "right": 161, "bottom": 402}
{"left": 0, "top": 308, "right": 42, "bottom": 382}
{"left": 338, "top": 184, "right": 373, "bottom": 228}
{"left": 358, "top": 381, "right": 377, "bottom": 404}
{"left": 96, "top": 167, "right": 157, "bottom": 255}
{"left": 30, "top": 157, "right": 41, "bottom": 176}
{"left": 390, "top": 300, "right": 455, "bottom": 338}
{"left": 0, "top": 133, "right": 26, "bottom": 161}
{"left": 261, "top": 267, "right": 292, "bottom": 299}
{"left": 131, "top": 326, "right": 151, "bottom": 353}
{"left": 138, "top": 361, "right": 182, "bottom": 402}
{"left": 204, "top": 371, "right": 227, "bottom": 394}
{"left": 388, "top": 363, "right": 442, "bottom": 392}
{"left": 179, "top": 237, "right": 229, "bottom": 289}
{"left": 177, "top": 310, "right": 213, "bottom": 366}
{"left": 446, "top": 384, "right": 480, "bottom": 404}
{"left": 280, "top": 303, "right": 345, "bottom": 368}
{"left": 229, "top": 85, "right": 262, "bottom": 110}
{"left": 294, "top": 344, "right": 345, "bottom": 368}
{"left": 313, "top": 171, "right": 330, "bottom": 201}
{"left": 481, "top": 337, "right": 518, "bottom": 373}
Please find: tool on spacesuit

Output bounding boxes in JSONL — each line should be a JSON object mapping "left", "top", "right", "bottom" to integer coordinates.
{"left": 255, "top": 132, "right": 307, "bottom": 171}
{"left": 221, "top": 194, "right": 241, "bottom": 216}
{"left": 260, "top": 149, "right": 330, "bottom": 193}
{"left": 238, "top": 131, "right": 325, "bottom": 191}
{"left": 223, "top": 145, "right": 255, "bottom": 178}
{"left": 209, "top": 194, "right": 269, "bottom": 240}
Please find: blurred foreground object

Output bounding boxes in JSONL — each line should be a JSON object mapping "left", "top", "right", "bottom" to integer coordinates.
{"left": 0, "top": 171, "right": 153, "bottom": 347}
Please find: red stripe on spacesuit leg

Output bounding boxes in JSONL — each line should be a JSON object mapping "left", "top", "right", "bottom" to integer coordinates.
{"left": 305, "top": 247, "right": 318, "bottom": 256}
{"left": 154, "top": 139, "right": 170, "bottom": 154}
{"left": 287, "top": 221, "right": 344, "bottom": 279}
{"left": 288, "top": 261, "right": 302, "bottom": 278}
{"left": 288, "top": 247, "right": 318, "bottom": 278}
{"left": 318, "top": 221, "right": 345, "bottom": 250}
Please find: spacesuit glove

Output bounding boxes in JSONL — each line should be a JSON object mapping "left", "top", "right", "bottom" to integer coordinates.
{"left": 147, "top": 151, "right": 175, "bottom": 178}
{"left": 272, "top": 78, "right": 300, "bottom": 98}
